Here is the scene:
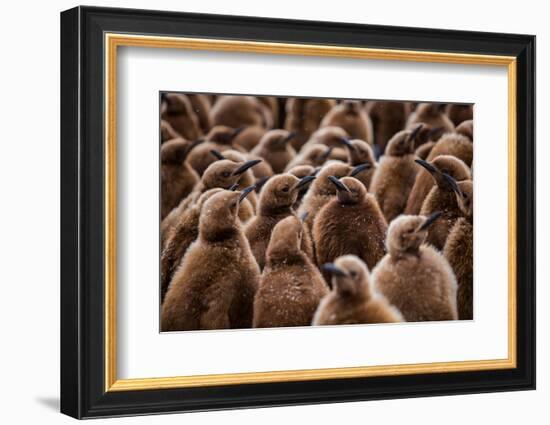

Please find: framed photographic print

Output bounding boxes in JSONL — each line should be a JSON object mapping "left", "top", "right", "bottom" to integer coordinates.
{"left": 60, "top": 6, "right": 536, "bottom": 419}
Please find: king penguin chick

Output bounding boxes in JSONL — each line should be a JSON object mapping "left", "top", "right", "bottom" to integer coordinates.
{"left": 443, "top": 180, "right": 473, "bottom": 320}
{"left": 320, "top": 100, "right": 373, "bottom": 144}
{"left": 446, "top": 104, "right": 473, "bottom": 127}
{"left": 417, "top": 157, "right": 471, "bottom": 250}
{"left": 313, "top": 176, "right": 387, "bottom": 283}
{"left": 369, "top": 125, "right": 423, "bottom": 222}
{"left": 406, "top": 154, "right": 471, "bottom": 215}
{"left": 160, "top": 138, "right": 202, "bottom": 220}
{"left": 210, "top": 95, "right": 272, "bottom": 129}
{"left": 250, "top": 129, "right": 297, "bottom": 174}
{"left": 407, "top": 103, "right": 455, "bottom": 134}
{"left": 286, "top": 164, "right": 316, "bottom": 208}
{"left": 187, "top": 126, "right": 245, "bottom": 176}
{"left": 161, "top": 158, "right": 261, "bottom": 245}
{"left": 284, "top": 97, "right": 336, "bottom": 151}
{"left": 160, "top": 188, "right": 222, "bottom": 303}
{"left": 426, "top": 132, "right": 473, "bottom": 168}
{"left": 245, "top": 174, "right": 316, "bottom": 269}
{"left": 365, "top": 101, "right": 408, "bottom": 155}
{"left": 372, "top": 214, "right": 458, "bottom": 321}
{"left": 253, "top": 215, "right": 328, "bottom": 328}
{"left": 339, "top": 138, "right": 377, "bottom": 189}
{"left": 313, "top": 255, "right": 403, "bottom": 325}
{"left": 161, "top": 93, "right": 202, "bottom": 140}
{"left": 302, "top": 126, "right": 349, "bottom": 150}
{"left": 161, "top": 188, "right": 260, "bottom": 331}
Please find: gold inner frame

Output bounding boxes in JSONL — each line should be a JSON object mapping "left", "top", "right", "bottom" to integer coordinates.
{"left": 104, "top": 33, "right": 517, "bottom": 392}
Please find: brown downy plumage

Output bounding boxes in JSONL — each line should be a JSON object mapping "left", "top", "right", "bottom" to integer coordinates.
{"left": 161, "top": 93, "right": 202, "bottom": 140}
{"left": 253, "top": 215, "right": 328, "bottom": 328}
{"left": 187, "top": 126, "right": 245, "bottom": 176}
{"left": 161, "top": 158, "right": 261, "bottom": 245}
{"left": 160, "top": 138, "right": 202, "bottom": 220}
{"left": 415, "top": 141, "right": 436, "bottom": 160}
{"left": 365, "top": 101, "right": 408, "bottom": 154}
{"left": 187, "top": 94, "right": 212, "bottom": 134}
{"left": 405, "top": 154, "right": 471, "bottom": 215}
{"left": 455, "top": 119, "right": 473, "bottom": 142}
{"left": 373, "top": 214, "right": 458, "bottom": 321}
{"left": 446, "top": 104, "right": 473, "bottom": 127}
{"left": 161, "top": 188, "right": 260, "bottom": 331}
{"left": 232, "top": 126, "right": 267, "bottom": 152}
{"left": 258, "top": 96, "right": 280, "bottom": 128}
{"left": 407, "top": 103, "right": 455, "bottom": 134}
{"left": 210, "top": 95, "right": 272, "bottom": 129}
{"left": 160, "top": 188, "right": 222, "bottom": 303}
{"left": 302, "top": 126, "right": 349, "bottom": 150}
{"left": 339, "top": 138, "right": 377, "bottom": 189}
{"left": 370, "top": 125, "right": 423, "bottom": 222}
{"left": 417, "top": 157, "right": 471, "bottom": 250}
{"left": 160, "top": 119, "right": 180, "bottom": 143}
{"left": 426, "top": 132, "right": 473, "bottom": 168}
{"left": 284, "top": 97, "right": 336, "bottom": 151}
{"left": 443, "top": 180, "right": 473, "bottom": 320}
{"left": 245, "top": 174, "right": 316, "bottom": 269}
{"left": 287, "top": 164, "right": 316, "bottom": 208}
{"left": 313, "top": 176, "right": 387, "bottom": 283}
{"left": 284, "top": 144, "right": 335, "bottom": 171}
{"left": 313, "top": 255, "right": 403, "bottom": 325}
{"left": 320, "top": 100, "right": 373, "bottom": 143}
{"left": 250, "top": 129, "right": 297, "bottom": 174}
{"left": 297, "top": 161, "right": 354, "bottom": 234}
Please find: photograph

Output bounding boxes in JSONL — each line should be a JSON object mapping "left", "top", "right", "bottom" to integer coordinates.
{"left": 159, "top": 94, "right": 474, "bottom": 332}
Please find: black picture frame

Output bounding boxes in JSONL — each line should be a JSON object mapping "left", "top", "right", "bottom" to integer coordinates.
{"left": 60, "top": 5, "right": 536, "bottom": 419}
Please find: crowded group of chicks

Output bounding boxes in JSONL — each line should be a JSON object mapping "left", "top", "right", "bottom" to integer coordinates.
{"left": 159, "top": 93, "right": 474, "bottom": 331}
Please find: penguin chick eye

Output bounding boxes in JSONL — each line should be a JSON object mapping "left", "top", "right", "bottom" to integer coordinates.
{"left": 349, "top": 270, "right": 357, "bottom": 278}
{"left": 222, "top": 171, "right": 230, "bottom": 178}
{"left": 281, "top": 186, "right": 290, "bottom": 193}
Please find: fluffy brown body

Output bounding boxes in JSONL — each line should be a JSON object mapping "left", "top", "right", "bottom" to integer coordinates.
{"left": 233, "top": 126, "right": 266, "bottom": 152}
{"left": 370, "top": 129, "right": 420, "bottom": 222}
{"left": 253, "top": 216, "right": 328, "bottom": 327}
{"left": 284, "top": 98, "right": 336, "bottom": 150}
{"left": 313, "top": 177, "right": 387, "bottom": 283}
{"left": 406, "top": 103, "right": 455, "bottom": 134}
{"left": 415, "top": 141, "right": 435, "bottom": 160}
{"left": 446, "top": 104, "right": 473, "bottom": 127}
{"left": 250, "top": 129, "right": 296, "bottom": 174}
{"left": 302, "top": 126, "right": 349, "bottom": 150}
{"left": 161, "top": 190, "right": 260, "bottom": 331}
{"left": 321, "top": 101, "right": 373, "bottom": 143}
{"left": 455, "top": 120, "right": 473, "bottom": 141}
{"left": 426, "top": 133, "right": 473, "bottom": 168}
{"left": 161, "top": 93, "right": 202, "bottom": 140}
{"left": 210, "top": 95, "right": 272, "bottom": 128}
{"left": 160, "top": 138, "right": 200, "bottom": 220}
{"left": 366, "top": 101, "right": 408, "bottom": 153}
{"left": 285, "top": 144, "right": 334, "bottom": 171}
{"left": 373, "top": 215, "right": 458, "bottom": 321}
{"left": 160, "top": 188, "right": 221, "bottom": 303}
{"left": 313, "top": 255, "right": 403, "bottom": 325}
{"left": 443, "top": 181, "right": 473, "bottom": 320}
{"left": 245, "top": 174, "right": 313, "bottom": 269}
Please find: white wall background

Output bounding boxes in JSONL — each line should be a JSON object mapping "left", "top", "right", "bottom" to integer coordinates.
{"left": 0, "top": 0, "right": 545, "bottom": 423}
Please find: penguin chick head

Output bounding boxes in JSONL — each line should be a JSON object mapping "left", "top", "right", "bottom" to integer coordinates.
{"left": 341, "top": 100, "right": 362, "bottom": 115}
{"left": 199, "top": 187, "right": 255, "bottom": 241}
{"left": 206, "top": 125, "right": 244, "bottom": 145}
{"left": 161, "top": 138, "right": 202, "bottom": 165}
{"left": 266, "top": 215, "right": 304, "bottom": 261}
{"left": 287, "top": 164, "right": 315, "bottom": 180}
{"left": 385, "top": 125, "right": 422, "bottom": 156}
{"left": 415, "top": 155, "right": 471, "bottom": 191}
{"left": 310, "top": 126, "right": 349, "bottom": 147}
{"left": 302, "top": 144, "right": 336, "bottom": 167}
{"left": 456, "top": 119, "right": 473, "bottom": 141}
{"left": 260, "top": 129, "right": 296, "bottom": 151}
{"left": 201, "top": 158, "right": 262, "bottom": 190}
{"left": 386, "top": 213, "right": 442, "bottom": 256}
{"left": 312, "top": 161, "right": 353, "bottom": 196}
{"left": 259, "top": 173, "right": 315, "bottom": 212}
{"left": 328, "top": 176, "right": 367, "bottom": 205}
{"left": 415, "top": 102, "right": 446, "bottom": 118}
{"left": 323, "top": 255, "right": 371, "bottom": 298}
{"left": 451, "top": 180, "right": 473, "bottom": 218}
{"left": 340, "top": 138, "right": 375, "bottom": 166}
{"left": 161, "top": 93, "right": 193, "bottom": 116}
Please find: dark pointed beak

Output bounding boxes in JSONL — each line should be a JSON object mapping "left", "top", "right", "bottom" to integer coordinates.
{"left": 254, "top": 176, "right": 270, "bottom": 191}
{"left": 232, "top": 159, "right": 262, "bottom": 175}
{"left": 441, "top": 172, "right": 461, "bottom": 194}
{"left": 408, "top": 124, "right": 423, "bottom": 143}
{"left": 238, "top": 185, "right": 256, "bottom": 203}
{"left": 417, "top": 211, "right": 442, "bottom": 231}
{"left": 210, "top": 149, "right": 226, "bottom": 160}
{"left": 294, "top": 175, "right": 316, "bottom": 190}
{"left": 230, "top": 126, "right": 245, "bottom": 140}
{"left": 328, "top": 175, "right": 350, "bottom": 192}
{"left": 349, "top": 162, "right": 371, "bottom": 177}
{"left": 228, "top": 182, "right": 239, "bottom": 191}
{"left": 282, "top": 132, "right": 296, "bottom": 144}
{"left": 415, "top": 158, "right": 437, "bottom": 174}
{"left": 339, "top": 137, "right": 356, "bottom": 152}
{"left": 299, "top": 211, "right": 309, "bottom": 222}
{"left": 322, "top": 263, "right": 347, "bottom": 277}
{"left": 320, "top": 146, "right": 334, "bottom": 161}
